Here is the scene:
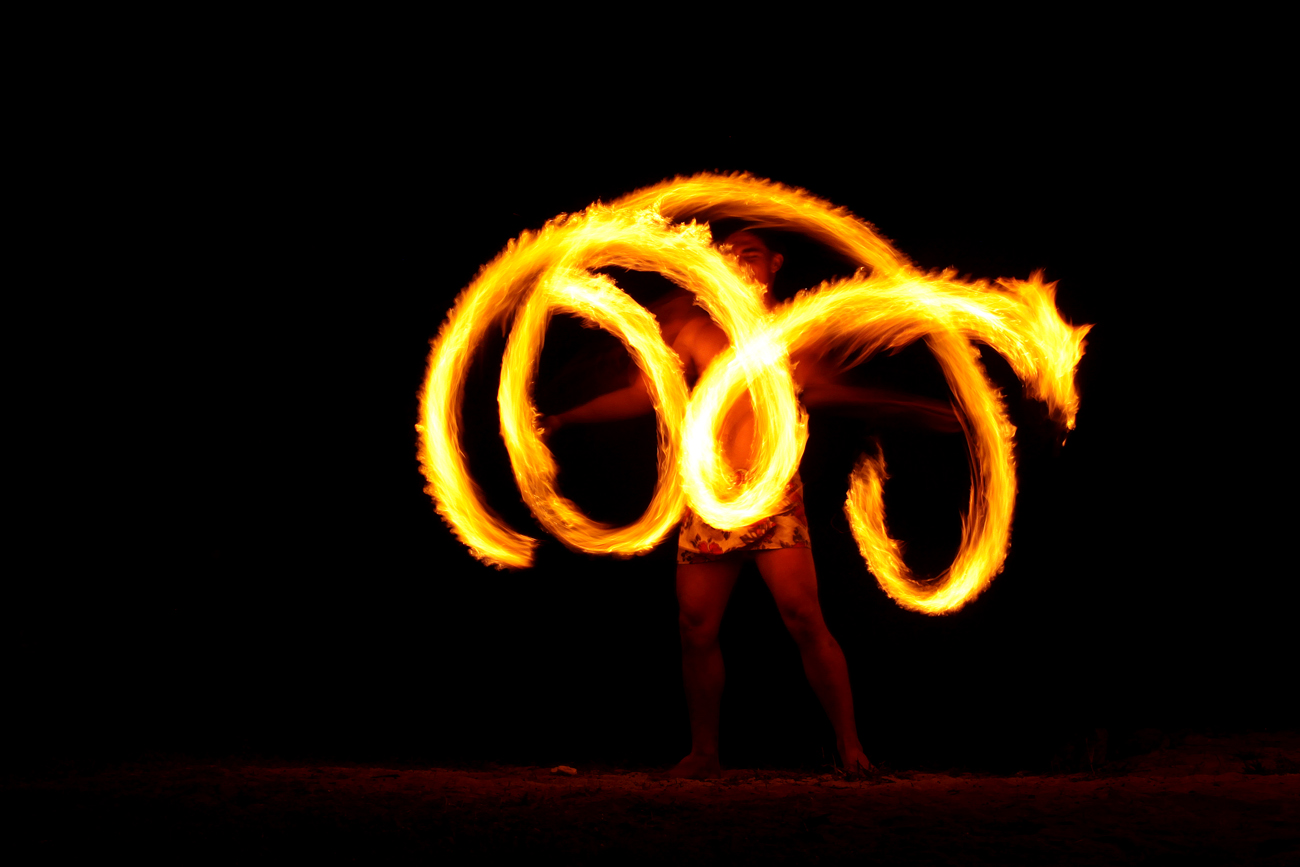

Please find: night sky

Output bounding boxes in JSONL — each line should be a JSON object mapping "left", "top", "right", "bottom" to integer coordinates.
{"left": 15, "top": 96, "right": 1287, "bottom": 776}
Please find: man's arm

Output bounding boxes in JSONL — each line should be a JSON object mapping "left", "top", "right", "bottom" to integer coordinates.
{"left": 800, "top": 381, "right": 962, "bottom": 432}
{"left": 541, "top": 377, "right": 653, "bottom": 437}
{"left": 540, "top": 314, "right": 728, "bottom": 438}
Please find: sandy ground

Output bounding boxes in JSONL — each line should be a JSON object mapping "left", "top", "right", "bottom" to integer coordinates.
{"left": 6, "top": 732, "right": 1297, "bottom": 865}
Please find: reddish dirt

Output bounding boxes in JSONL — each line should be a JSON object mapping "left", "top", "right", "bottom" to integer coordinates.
{"left": 7, "top": 732, "right": 1297, "bottom": 864}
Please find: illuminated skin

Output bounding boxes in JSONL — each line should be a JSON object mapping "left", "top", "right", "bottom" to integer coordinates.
{"left": 546, "top": 231, "right": 890, "bottom": 778}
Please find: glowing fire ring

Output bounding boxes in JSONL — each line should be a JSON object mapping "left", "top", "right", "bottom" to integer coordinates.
{"left": 418, "top": 174, "right": 1089, "bottom": 614}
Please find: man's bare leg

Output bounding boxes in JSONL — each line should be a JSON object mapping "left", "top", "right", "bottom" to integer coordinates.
{"left": 669, "top": 558, "right": 742, "bottom": 779}
{"left": 755, "top": 547, "right": 870, "bottom": 774}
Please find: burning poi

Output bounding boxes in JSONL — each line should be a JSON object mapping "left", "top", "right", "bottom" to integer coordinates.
{"left": 418, "top": 174, "right": 1089, "bottom": 614}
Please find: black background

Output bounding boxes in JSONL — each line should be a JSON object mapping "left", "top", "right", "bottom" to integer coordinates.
{"left": 14, "top": 80, "right": 1288, "bottom": 775}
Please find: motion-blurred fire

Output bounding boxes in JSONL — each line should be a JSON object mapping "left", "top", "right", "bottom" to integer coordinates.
{"left": 418, "top": 175, "right": 1089, "bottom": 613}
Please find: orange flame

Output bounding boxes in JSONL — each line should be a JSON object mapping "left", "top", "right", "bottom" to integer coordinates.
{"left": 418, "top": 174, "right": 1090, "bottom": 612}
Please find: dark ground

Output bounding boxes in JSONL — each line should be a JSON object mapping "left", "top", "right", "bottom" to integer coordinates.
{"left": 8, "top": 731, "right": 1297, "bottom": 865}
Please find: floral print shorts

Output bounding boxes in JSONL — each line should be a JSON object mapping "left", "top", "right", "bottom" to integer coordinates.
{"left": 677, "top": 475, "right": 811, "bottom": 565}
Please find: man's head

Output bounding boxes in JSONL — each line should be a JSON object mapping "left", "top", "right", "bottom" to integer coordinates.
{"left": 722, "top": 229, "right": 784, "bottom": 293}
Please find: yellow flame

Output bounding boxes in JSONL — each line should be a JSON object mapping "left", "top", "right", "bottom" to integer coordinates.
{"left": 498, "top": 268, "right": 690, "bottom": 556}
{"left": 418, "top": 174, "right": 1089, "bottom": 613}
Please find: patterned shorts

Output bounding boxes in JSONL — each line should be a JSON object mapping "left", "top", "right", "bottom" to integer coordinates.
{"left": 677, "top": 475, "right": 811, "bottom": 565}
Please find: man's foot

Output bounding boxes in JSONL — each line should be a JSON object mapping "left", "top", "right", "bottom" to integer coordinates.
{"left": 839, "top": 746, "right": 872, "bottom": 779}
{"left": 667, "top": 753, "right": 722, "bottom": 780}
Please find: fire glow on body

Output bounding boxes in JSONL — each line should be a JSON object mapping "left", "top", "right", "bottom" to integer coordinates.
{"left": 418, "top": 175, "right": 1090, "bottom": 614}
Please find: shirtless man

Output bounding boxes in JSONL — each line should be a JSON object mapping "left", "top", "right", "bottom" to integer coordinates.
{"left": 543, "top": 230, "right": 948, "bottom": 778}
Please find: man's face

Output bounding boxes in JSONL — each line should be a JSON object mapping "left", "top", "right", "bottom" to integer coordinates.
{"left": 724, "top": 230, "right": 783, "bottom": 291}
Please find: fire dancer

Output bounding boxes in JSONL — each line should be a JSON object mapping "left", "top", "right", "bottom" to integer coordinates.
{"left": 542, "top": 230, "right": 954, "bottom": 779}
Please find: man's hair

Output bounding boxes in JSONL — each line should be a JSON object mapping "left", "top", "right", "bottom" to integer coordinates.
{"left": 719, "top": 226, "right": 789, "bottom": 259}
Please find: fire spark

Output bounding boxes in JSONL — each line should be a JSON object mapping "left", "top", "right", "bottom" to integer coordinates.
{"left": 418, "top": 174, "right": 1089, "bottom": 614}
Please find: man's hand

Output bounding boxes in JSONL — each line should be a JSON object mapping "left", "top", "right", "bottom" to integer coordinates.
{"left": 538, "top": 414, "right": 564, "bottom": 443}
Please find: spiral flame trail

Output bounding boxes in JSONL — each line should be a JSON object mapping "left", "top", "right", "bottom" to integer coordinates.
{"left": 418, "top": 174, "right": 1090, "bottom": 613}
